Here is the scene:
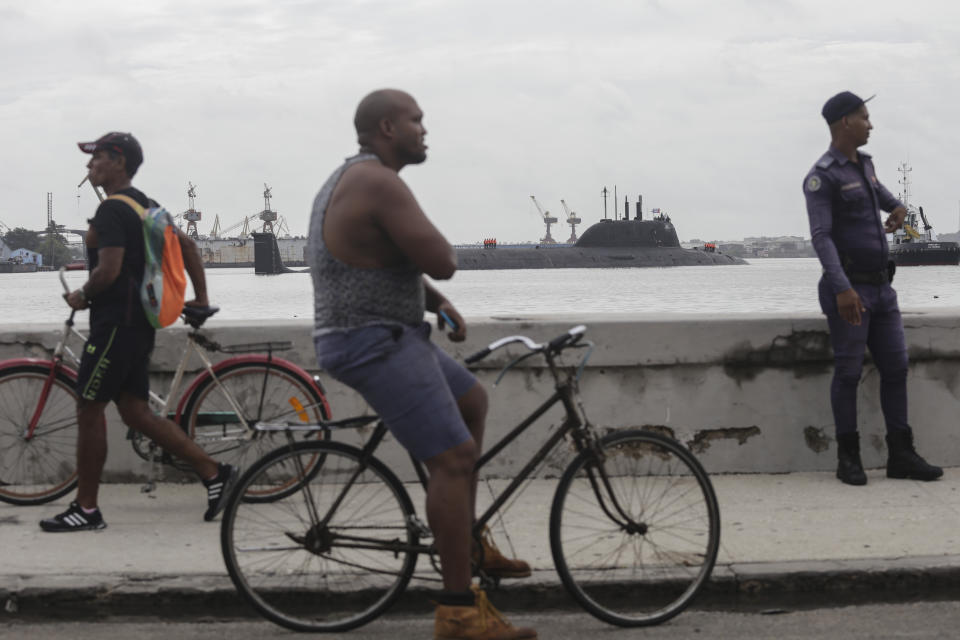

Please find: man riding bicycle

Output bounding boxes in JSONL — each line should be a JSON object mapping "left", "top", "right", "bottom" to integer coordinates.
{"left": 308, "top": 90, "right": 536, "bottom": 640}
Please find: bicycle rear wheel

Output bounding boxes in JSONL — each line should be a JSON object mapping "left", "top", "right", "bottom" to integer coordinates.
{"left": 0, "top": 364, "right": 79, "bottom": 505}
{"left": 221, "top": 441, "right": 420, "bottom": 632}
{"left": 550, "top": 429, "right": 720, "bottom": 626}
{"left": 180, "top": 361, "right": 329, "bottom": 495}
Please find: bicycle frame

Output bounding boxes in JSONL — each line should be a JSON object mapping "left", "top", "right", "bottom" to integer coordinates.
{"left": 297, "top": 342, "right": 639, "bottom": 562}
{"left": 10, "top": 310, "right": 82, "bottom": 441}
{"left": 11, "top": 309, "right": 324, "bottom": 458}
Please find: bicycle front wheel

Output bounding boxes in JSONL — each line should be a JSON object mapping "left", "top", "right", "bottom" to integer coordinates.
{"left": 550, "top": 429, "right": 720, "bottom": 626}
{"left": 180, "top": 361, "right": 329, "bottom": 491}
{"left": 0, "top": 364, "right": 79, "bottom": 505}
{"left": 221, "top": 441, "right": 420, "bottom": 633}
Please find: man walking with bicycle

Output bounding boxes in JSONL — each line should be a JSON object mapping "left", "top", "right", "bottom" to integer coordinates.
{"left": 40, "top": 132, "right": 238, "bottom": 532}
{"left": 309, "top": 90, "right": 536, "bottom": 639}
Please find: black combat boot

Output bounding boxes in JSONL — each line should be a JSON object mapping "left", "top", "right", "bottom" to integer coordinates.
{"left": 886, "top": 429, "right": 943, "bottom": 481}
{"left": 836, "top": 432, "right": 867, "bottom": 486}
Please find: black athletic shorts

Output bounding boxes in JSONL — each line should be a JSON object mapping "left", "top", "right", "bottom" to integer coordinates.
{"left": 76, "top": 324, "right": 156, "bottom": 402}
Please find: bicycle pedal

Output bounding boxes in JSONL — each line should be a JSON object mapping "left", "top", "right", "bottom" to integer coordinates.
{"left": 477, "top": 573, "right": 501, "bottom": 591}
{"left": 407, "top": 514, "right": 432, "bottom": 538}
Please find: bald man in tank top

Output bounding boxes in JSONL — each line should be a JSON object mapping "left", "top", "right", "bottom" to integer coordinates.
{"left": 308, "top": 89, "right": 536, "bottom": 640}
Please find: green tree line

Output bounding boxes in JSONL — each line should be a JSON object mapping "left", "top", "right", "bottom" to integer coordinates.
{"left": 3, "top": 226, "right": 81, "bottom": 267}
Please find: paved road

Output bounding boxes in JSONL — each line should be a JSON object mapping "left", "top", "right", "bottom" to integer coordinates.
{"left": 4, "top": 601, "right": 960, "bottom": 639}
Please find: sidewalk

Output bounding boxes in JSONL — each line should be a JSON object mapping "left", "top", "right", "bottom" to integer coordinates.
{"left": 2, "top": 468, "right": 960, "bottom": 618}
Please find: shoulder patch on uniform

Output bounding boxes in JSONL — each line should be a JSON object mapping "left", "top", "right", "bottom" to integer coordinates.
{"left": 816, "top": 156, "right": 835, "bottom": 169}
{"left": 805, "top": 175, "right": 822, "bottom": 192}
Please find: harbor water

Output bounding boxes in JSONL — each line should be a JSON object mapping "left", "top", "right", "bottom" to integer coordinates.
{"left": 3, "top": 258, "right": 960, "bottom": 326}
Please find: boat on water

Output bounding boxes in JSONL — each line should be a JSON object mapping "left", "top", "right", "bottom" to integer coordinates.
{"left": 888, "top": 162, "right": 960, "bottom": 267}
{"left": 455, "top": 210, "right": 745, "bottom": 270}
{"left": 0, "top": 262, "right": 38, "bottom": 273}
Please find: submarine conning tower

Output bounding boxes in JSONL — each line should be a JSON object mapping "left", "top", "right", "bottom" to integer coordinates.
{"left": 573, "top": 218, "right": 680, "bottom": 249}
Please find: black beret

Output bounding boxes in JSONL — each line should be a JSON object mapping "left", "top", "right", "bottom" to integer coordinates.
{"left": 822, "top": 91, "right": 875, "bottom": 124}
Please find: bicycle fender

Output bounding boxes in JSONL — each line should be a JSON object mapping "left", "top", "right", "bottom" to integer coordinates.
{"left": 174, "top": 355, "right": 330, "bottom": 423}
{"left": 0, "top": 358, "right": 78, "bottom": 381}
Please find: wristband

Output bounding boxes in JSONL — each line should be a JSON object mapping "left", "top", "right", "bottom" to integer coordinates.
{"left": 77, "top": 288, "right": 88, "bottom": 303}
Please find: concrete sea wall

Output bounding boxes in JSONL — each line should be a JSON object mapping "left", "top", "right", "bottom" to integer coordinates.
{"left": 2, "top": 311, "right": 959, "bottom": 482}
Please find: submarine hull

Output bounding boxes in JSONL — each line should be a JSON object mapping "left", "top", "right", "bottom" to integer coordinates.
{"left": 455, "top": 245, "right": 744, "bottom": 269}
{"left": 456, "top": 218, "right": 746, "bottom": 269}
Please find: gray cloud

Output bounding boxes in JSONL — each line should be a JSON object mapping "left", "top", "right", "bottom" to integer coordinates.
{"left": 2, "top": 0, "right": 959, "bottom": 245}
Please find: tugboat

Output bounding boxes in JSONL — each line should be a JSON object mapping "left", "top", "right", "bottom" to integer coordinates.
{"left": 888, "top": 162, "right": 960, "bottom": 266}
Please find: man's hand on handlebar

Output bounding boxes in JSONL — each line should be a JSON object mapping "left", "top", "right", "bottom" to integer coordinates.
{"left": 63, "top": 289, "right": 89, "bottom": 310}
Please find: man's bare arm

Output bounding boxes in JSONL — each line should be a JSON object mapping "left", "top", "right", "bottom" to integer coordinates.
{"left": 177, "top": 229, "right": 209, "bottom": 306}
{"left": 65, "top": 247, "right": 125, "bottom": 310}
{"left": 371, "top": 169, "right": 456, "bottom": 280}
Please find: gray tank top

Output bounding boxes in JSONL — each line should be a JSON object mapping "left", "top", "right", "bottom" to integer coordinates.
{"left": 308, "top": 153, "right": 425, "bottom": 334}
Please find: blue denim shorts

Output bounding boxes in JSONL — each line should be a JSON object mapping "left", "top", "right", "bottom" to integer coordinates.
{"left": 314, "top": 322, "right": 476, "bottom": 461}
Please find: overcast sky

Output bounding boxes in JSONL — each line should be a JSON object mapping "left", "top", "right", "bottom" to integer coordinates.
{"left": 2, "top": 0, "right": 958, "bottom": 244}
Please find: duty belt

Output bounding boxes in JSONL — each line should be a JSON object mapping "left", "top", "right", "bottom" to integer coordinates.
{"left": 845, "top": 268, "right": 889, "bottom": 285}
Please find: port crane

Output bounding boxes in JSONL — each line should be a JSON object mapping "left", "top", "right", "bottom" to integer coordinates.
{"left": 182, "top": 182, "right": 202, "bottom": 238}
{"left": 209, "top": 214, "right": 222, "bottom": 238}
{"left": 216, "top": 215, "right": 254, "bottom": 239}
{"left": 259, "top": 184, "right": 278, "bottom": 234}
{"left": 529, "top": 195, "right": 558, "bottom": 244}
{"left": 559, "top": 199, "right": 581, "bottom": 243}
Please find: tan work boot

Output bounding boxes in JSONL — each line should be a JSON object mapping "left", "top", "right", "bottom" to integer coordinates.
{"left": 434, "top": 586, "right": 537, "bottom": 639}
{"left": 473, "top": 527, "right": 531, "bottom": 578}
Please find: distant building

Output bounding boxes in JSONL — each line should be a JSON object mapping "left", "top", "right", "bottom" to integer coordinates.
{"left": 742, "top": 235, "right": 814, "bottom": 258}
{"left": 0, "top": 238, "right": 10, "bottom": 261}
{"left": 10, "top": 248, "right": 42, "bottom": 266}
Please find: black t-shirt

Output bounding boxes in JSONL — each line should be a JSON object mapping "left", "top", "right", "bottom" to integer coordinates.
{"left": 86, "top": 187, "right": 158, "bottom": 329}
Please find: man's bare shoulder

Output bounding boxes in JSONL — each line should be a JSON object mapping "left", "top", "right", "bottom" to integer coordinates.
{"left": 341, "top": 158, "right": 404, "bottom": 192}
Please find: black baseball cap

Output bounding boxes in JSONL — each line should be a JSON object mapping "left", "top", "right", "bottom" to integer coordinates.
{"left": 77, "top": 132, "right": 143, "bottom": 173}
{"left": 821, "top": 91, "right": 875, "bottom": 124}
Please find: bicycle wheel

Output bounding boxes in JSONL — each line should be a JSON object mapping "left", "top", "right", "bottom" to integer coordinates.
{"left": 550, "top": 429, "right": 720, "bottom": 626}
{"left": 180, "top": 361, "right": 329, "bottom": 495}
{"left": 221, "top": 441, "right": 420, "bottom": 632}
{"left": 0, "top": 364, "right": 79, "bottom": 505}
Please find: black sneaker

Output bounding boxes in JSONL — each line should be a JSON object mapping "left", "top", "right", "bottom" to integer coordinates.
{"left": 203, "top": 463, "right": 239, "bottom": 521}
{"left": 39, "top": 501, "right": 107, "bottom": 532}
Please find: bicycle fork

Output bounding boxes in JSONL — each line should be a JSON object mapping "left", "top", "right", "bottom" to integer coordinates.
{"left": 565, "top": 385, "right": 646, "bottom": 536}
{"left": 24, "top": 315, "right": 76, "bottom": 441}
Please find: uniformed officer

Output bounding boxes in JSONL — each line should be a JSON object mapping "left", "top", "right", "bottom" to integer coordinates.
{"left": 803, "top": 91, "right": 942, "bottom": 486}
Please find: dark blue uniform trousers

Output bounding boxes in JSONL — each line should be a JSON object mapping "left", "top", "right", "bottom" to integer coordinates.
{"left": 820, "top": 279, "right": 909, "bottom": 436}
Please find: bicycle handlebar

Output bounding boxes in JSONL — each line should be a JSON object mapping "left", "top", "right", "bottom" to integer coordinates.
{"left": 58, "top": 268, "right": 219, "bottom": 329}
{"left": 58, "top": 267, "right": 70, "bottom": 293}
{"left": 465, "top": 325, "right": 587, "bottom": 364}
{"left": 182, "top": 304, "right": 220, "bottom": 329}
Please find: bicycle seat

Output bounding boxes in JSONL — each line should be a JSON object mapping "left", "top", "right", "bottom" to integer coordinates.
{"left": 182, "top": 305, "right": 220, "bottom": 328}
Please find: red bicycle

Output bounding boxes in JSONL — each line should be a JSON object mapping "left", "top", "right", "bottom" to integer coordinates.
{"left": 0, "top": 269, "right": 331, "bottom": 505}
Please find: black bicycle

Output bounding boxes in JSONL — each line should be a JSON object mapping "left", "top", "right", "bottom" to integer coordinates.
{"left": 219, "top": 325, "right": 720, "bottom": 632}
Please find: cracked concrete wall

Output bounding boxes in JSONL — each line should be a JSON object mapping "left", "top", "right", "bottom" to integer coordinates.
{"left": 2, "top": 310, "right": 959, "bottom": 481}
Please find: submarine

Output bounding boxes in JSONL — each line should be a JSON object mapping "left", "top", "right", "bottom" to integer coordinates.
{"left": 251, "top": 199, "right": 745, "bottom": 275}
{"left": 454, "top": 205, "right": 745, "bottom": 270}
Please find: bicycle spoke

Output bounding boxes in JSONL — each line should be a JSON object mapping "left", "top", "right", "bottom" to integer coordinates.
{"left": 551, "top": 430, "right": 719, "bottom": 626}
{"left": 222, "top": 442, "right": 419, "bottom": 632}
{"left": 0, "top": 366, "right": 79, "bottom": 504}
{"left": 182, "top": 362, "right": 328, "bottom": 495}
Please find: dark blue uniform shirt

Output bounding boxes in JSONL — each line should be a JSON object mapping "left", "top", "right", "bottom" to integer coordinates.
{"left": 803, "top": 147, "right": 903, "bottom": 295}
